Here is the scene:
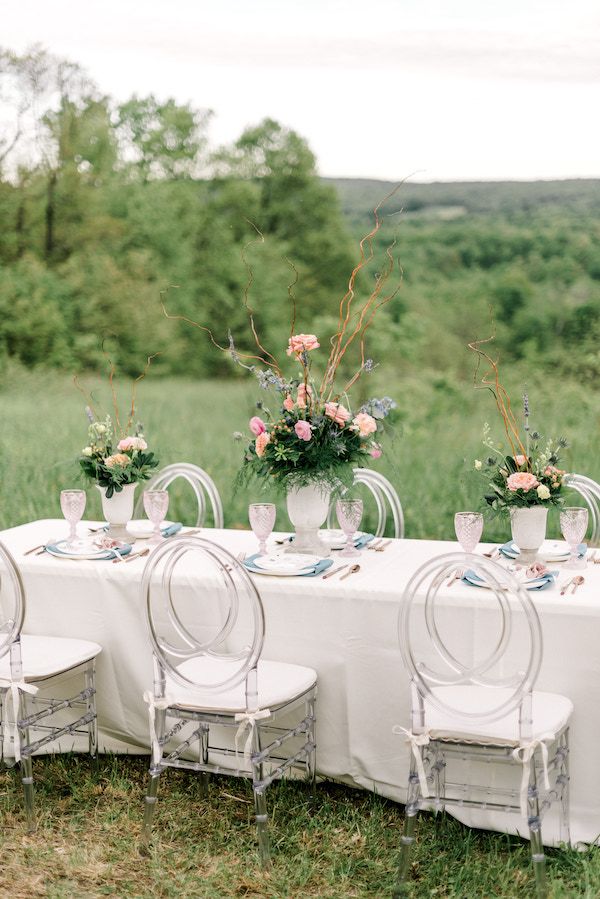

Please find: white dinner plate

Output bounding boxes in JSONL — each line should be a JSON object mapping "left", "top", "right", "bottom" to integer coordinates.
{"left": 45, "top": 540, "right": 132, "bottom": 561}
{"left": 251, "top": 553, "right": 321, "bottom": 575}
{"left": 127, "top": 519, "right": 175, "bottom": 539}
{"left": 505, "top": 540, "right": 573, "bottom": 562}
{"left": 318, "top": 529, "right": 367, "bottom": 549}
{"left": 463, "top": 570, "right": 554, "bottom": 592}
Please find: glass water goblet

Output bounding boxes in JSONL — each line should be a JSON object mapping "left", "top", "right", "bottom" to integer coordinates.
{"left": 336, "top": 499, "right": 363, "bottom": 557}
{"left": 143, "top": 490, "right": 170, "bottom": 545}
{"left": 249, "top": 503, "right": 276, "bottom": 556}
{"left": 560, "top": 507, "right": 588, "bottom": 570}
{"left": 454, "top": 511, "right": 484, "bottom": 553}
{"left": 60, "top": 489, "right": 87, "bottom": 550}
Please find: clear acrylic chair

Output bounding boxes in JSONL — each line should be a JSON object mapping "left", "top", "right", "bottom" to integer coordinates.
{"left": 139, "top": 534, "right": 317, "bottom": 864}
{"left": 0, "top": 541, "right": 101, "bottom": 830}
{"left": 394, "top": 552, "right": 572, "bottom": 898}
{"left": 563, "top": 473, "right": 600, "bottom": 545}
{"left": 134, "top": 463, "right": 224, "bottom": 528}
{"left": 327, "top": 468, "right": 404, "bottom": 538}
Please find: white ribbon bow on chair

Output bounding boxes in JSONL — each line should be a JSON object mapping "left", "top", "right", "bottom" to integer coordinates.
{"left": 511, "top": 732, "right": 555, "bottom": 818}
{"left": 143, "top": 691, "right": 171, "bottom": 766}
{"left": 0, "top": 678, "right": 39, "bottom": 764}
{"left": 392, "top": 726, "right": 431, "bottom": 798}
{"left": 234, "top": 709, "right": 271, "bottom": 763}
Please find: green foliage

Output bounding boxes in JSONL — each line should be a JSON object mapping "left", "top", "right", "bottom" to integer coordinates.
{"left": 78, "top": 416, "right": 159, "bottom": 496}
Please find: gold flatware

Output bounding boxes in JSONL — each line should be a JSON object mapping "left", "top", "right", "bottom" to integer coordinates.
{"left": 339, "top": 564, "right": 360, "bottom": 581}
{"left": 322, "top": 563, "right": 350, "bottom": 580}
{"left": 123, "top": 548, "right": 150, "bottom": 564}
{"left": 560, "top": 577, "right": 575, "bottom": 596}
{"left": 35, "top": 546, "right": 48, "bottom": 556}
{"left": 24, "top": 544, "right": 44, "bottom": 556}
{"left": 483, "top": 547, "right": 500, "bottom": 559}
{"left": 375, "top": 539, "right": 392, "bottom": 552}
{"left": 588, "top": 550, "right": 597, "bottom": 562}
{"left": 571, "top": 575, "right": 585, "bottom": 594}
{"left": 446, "top": 569, "right": 461, "bottom": 588}
{"left": 368, "top": 540, "right": 384, "bottom": 551}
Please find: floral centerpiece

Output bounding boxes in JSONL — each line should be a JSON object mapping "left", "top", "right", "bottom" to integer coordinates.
{"left": 470, "top": 336, "right": 568, "bottom": 561}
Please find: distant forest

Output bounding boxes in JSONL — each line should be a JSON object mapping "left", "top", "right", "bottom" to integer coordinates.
{"left": 1, "top": 46, "right": 600, "bottom": 383}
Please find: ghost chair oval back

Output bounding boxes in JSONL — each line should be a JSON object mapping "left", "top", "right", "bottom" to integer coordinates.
{"left": 393, "top": 552, "right": 572, "bottom": 899}
{"left": 0, "top": 541, "right": 101, "bottom": 831}
{"left": 134, "top": 463, "right": 224, "bottom": 528}
{"left": 563, "top": 474, "right": 600, "bottom": 546}
{"left": 139, "top": 534, "right": 317, "bottom": 865}
{"left": 327, "top": 468, "right": 404, "bottom": 538}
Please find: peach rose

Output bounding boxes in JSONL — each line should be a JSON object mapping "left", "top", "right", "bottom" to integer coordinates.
{"left": 104, "top": 453, "right": 130, "bottom": 468}
{"left": 249, "top": 416, "right": 266, "bottom": 436}
{"left": 506, "top": 471, "right": 539, "bottom": 492}
{"left": 513, "top": 454, "right": 527, "bottom": 467}
{"left": 294, "top": 420, "right": 312, "bottom": 441}
{"left": 286, "top": 334, "right": 320, "bottom": 356}
{"left": 324, "top": 402, "right": 350, "bottom": 427}
{"left": 352, "top": 412, "right": 377, "bottom": 437}
{"left": 283, "top": 394, "right": 295, "bottom": 412}
{"left": 117, "top": 436, "right": 147, "bottom": 452}
{"left": 255, "top": 432, "right": 270, "bottom": 457}
{"left": 297, "top": 383, "right": 313, "bottom": 408}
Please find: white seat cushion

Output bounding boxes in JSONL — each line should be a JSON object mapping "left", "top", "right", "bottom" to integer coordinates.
{"left": 165, "top": 657, "right": 317, "bottom": 713}
{"left": 0, "top": 635, "right": 101, "bottom": 682}
{"left": 424, "top": 686, "right": 573, "bottom": 746}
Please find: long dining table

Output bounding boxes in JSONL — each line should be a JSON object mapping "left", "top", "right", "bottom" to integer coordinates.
{"left": 2, "top": 518, "right": 600, "bottom": 847}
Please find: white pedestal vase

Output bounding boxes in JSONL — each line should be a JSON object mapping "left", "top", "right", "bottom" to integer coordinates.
{"left": 510, "top": 506, "right": 548, "bottom": 564}
{"left": 97, "top": 483, "right": 137, "bottom": 541}
{"left": 285, "top": 483, "right": 331, "bottom": 556}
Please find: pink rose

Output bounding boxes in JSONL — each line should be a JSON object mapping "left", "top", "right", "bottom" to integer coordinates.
{"left": 506, "top": 472, "right": 539, "bottom": 492}
{"left": 294, "top": 420, "right": 312, "bottom": 441}
{"left": 286, "top": 334, "right": 320, "bottom": 357}
{"left": 255, "top": 432, "right": 270, "bottom": 457}
{"left": 352, "top": 412, "right": 377, "bottom": 437}
{"left": 283, "top": 395, "right": 295, "bottom": 412}
{"left": 117, "top": 436, "right": 148, "bottom": 452}
{"left": 370, "top": 443, "right": 382, "bottom": 459}
{"left": 297, "top": 383, "right": 313, "bottom": 408}
{"left": 249, "top": 416, "right": 266, "bottom": 436}
{"left": 324, "top": 402, "right": 350, "bottom": 427}
{"left": 514, "top": 454, "right": 527, "bottom": 467}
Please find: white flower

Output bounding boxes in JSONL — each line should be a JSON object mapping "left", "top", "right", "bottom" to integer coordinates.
{"left": 81, "top": 446, "right": 93, "bottom": 457}
{"left": 474, "top": 459, "right": 482, "bottom": 470}
{"left": 536, "top": 484, "right": 551, "bottom": 500}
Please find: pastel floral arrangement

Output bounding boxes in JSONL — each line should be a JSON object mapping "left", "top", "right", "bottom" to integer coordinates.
{"left": 469, "top": 337, "right": 567, "bottom": 513}
{"left": 238, "top": 332, "right": 395, "bottom": 491}
{"left": 79, "top": 414, "right": 159, "bottom": 497}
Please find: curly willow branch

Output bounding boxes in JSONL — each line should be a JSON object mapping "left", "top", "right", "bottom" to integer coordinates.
{"left": 73, "top": 375, "right": 98, "bottom": 421}
{"left": 101, "top": 335, "right": 122, "bottom": 435}
{"left": 468, "top": 335, "right": 528, "bottom": 462}
{"left": 125, "top": 352, "right": 161, "bottom": 434}
{"left": 241, "top": 221, "right": 281, "bottom": 375}
{"left": 285, "top": 257, "right": 299, "bottom": 340}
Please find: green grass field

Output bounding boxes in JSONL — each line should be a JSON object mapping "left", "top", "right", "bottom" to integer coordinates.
{"left": 2, "top": 366, "right": 600, "bottom": 897}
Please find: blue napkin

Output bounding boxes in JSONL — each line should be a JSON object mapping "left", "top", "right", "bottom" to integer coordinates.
{"left": 499, "top": 541, "right": 586, "bottom": 560}
{"left": 162, "top": 522, "right": 183, "bottom": 537}
{"left": 45, "top": 541, "right": 133, "bottom": 561}
{"left": 462, "top": 568, "right": 558, "bottom": 591}
{"left": 243, "top": 553, "right": 333, "bottom": 577}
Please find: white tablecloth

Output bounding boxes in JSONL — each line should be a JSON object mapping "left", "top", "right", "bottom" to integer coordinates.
{"left": 2, "top": 520, "right": 599, "bottom": 846}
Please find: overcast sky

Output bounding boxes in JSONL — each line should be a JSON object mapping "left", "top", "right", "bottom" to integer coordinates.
{"left": 2, "top": 0, "right": 599, "bottom": 181}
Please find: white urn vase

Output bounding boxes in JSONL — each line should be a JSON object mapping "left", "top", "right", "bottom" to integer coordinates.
{"left": 286, "top": 483, "right": 331, "bottom": 556}
{"left": 97, "top": 483, "right": 137, "bottom": 541}
{"left": 510, "top": 506, "right": 548, "bottom": 564}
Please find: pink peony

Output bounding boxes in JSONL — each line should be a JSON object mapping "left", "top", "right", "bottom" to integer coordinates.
{"left": 506, "top": 471, "right": 539, "bottom": 492}
{"left": 352, "top": 412, "right": 377, "bottom": 437}
{"left": 283, "top": 394, "right": 295, "bottom": 412}
{"left": 370, "top": 443, "right": 382, "bottom": 459}
{"left": 513, "top": 454, "right": 527, "bottom": 467}
{"left": 255, "top": 432, "right": 270, "bottom": 457}
{"left": 297, "top": 383, "right": 313, "bottom": 408}
{"left": 117, "top": 436, "right": 147, "bottom": 452}
{"left": 324, "top": 402, "right": 350, "bottom": 427}
{"left": 249, "top": 416, "right": 266, "bottom": 436}
{"left": 104, "top": 453, "right": 130, "bottom": 468}
{"left": 294, "top": 420, "right": 312, "bottom": 441}
{"left": 286, "top": 334, "right": 320, "bottom": 357}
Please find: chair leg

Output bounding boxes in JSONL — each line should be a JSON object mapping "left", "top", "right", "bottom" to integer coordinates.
{"left": 200, "top": 723, "right": 210, "bottom": 798}
{"left": 85, "top": 661, "right": 98, "bottom": 759}
{"left": 527, "top": 755, "right": 548, "bottom": 899}
{"left": 557, "top": 729, "right": 571, "bottom": 847}
{"left": 306, "top": 691, "right": 317, "bottom": 795}
{"left": 394, "top": 756, "right": 422, "bottom": 897}
{"left": 251, "top": 723, "right": 270, "bottom": 866}
{"left": 15, "top": 686, "right": 36, "bottom": 833}
{"left": 140, "top": 767, "right": 162, "bottom": 850}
